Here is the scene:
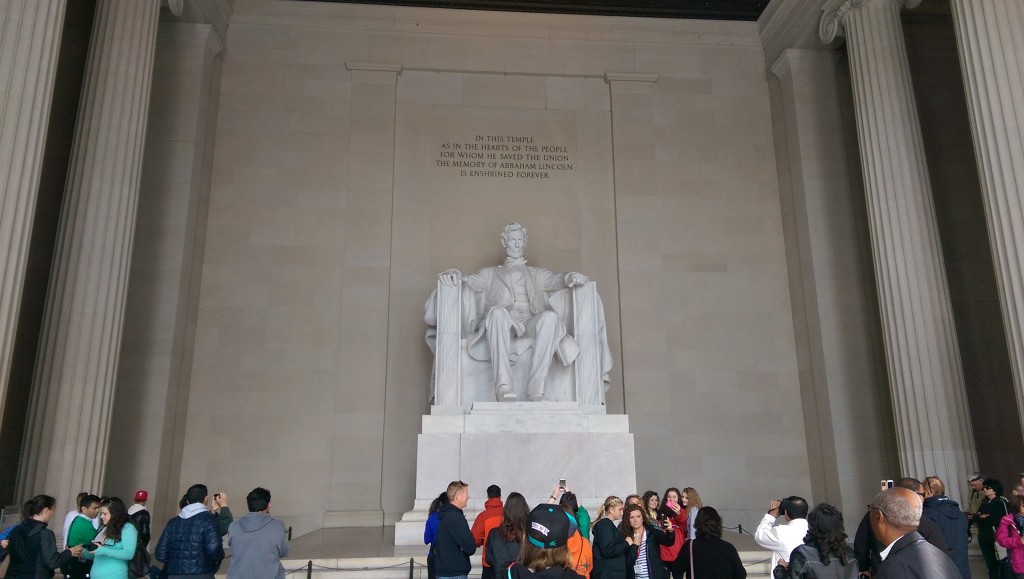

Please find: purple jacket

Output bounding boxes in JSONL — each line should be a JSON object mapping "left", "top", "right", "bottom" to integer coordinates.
{"left": 996, "top": 514, "right": 1024, "bottom": 573}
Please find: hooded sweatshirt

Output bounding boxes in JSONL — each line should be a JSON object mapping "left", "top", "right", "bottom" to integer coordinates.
{"left": 472, "top": 497, "right": 504, "bottom": 547}
{"left": 5, "top": 518, "right": 73, "bottom": 578}
{"left": 922, "top": 495, "right": 970, "bottom": 579}
{"left": 227, "top": 512, "right": 291, "bottom": 579}
{"left": 435, "top": 502, "right": 477, "bottom": 576}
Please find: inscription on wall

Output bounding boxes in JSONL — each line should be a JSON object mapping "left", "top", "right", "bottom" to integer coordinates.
{"left": 435, "top": 134, "right": 574, "bottom": 179}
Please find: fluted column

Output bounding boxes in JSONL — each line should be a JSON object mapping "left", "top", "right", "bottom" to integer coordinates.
{"left": 948, "top": 1, "right": 1024, "bottom": 435}
{"left": 16, "top": 0, "right": 160, "bottom": 510}
{"left": 820, "top": 0, "right": 977, "bottom": 502}
{"left": 0, "top": 1, "right": 66, "bottom": 430}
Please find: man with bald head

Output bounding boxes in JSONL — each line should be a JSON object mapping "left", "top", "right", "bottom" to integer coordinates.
{"left": 870, "top": 488, "right": 960, "bottom": 578}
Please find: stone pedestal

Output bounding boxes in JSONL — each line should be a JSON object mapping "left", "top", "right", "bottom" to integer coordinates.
{"left": 394, "top": 402, "right": 636, "bottom": 546}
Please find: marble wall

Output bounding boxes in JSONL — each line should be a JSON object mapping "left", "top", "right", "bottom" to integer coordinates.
{"left": 177, "top": 0, "right": 811, "bottom": 534}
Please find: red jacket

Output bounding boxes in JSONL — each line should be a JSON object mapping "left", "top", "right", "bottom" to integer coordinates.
{"left": 472, "top": 498, "right": 504, "bottom": 547}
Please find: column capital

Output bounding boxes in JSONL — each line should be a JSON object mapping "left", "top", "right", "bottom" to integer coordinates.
{"left": 819, "top": 0, "right": 922, "bottom": 43}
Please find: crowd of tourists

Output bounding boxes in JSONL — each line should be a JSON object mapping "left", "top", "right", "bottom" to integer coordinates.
{"left": 0, "top": 483, "right": 289, "bottom": 579}
{"left": 3, "top": 471, "right": 1024, "bottom": 578}
{"left": 424, "top": 473, "right": 1024, "bottom": 579}
{"left": 423, "top": 481, "right": 745, "bottom": 579}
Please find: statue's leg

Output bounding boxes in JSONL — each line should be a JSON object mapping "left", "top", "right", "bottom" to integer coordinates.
{"left": 483, "top": 307, "right": 517, "bottom": 401}
{"left": 525, "top": 310, "right": 559, "bottom": 401}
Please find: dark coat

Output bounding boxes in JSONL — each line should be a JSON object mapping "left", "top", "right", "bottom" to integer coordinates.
{"left": 155, "top": 510, "right": 224, "bottom": 575}
{"left": 129, "top": 508, "right": 152, "bottom": 547}
{"left": 4, "top": 518, "right": 73, "bottom": 579}
{"left": 434, "top": 502, "right": 476, "bottom": 577}
{"left": 922, "top": 495, "right": 970, "bottom": 579}
{"left": 672, "top": 536, "right": 747, "bottom": 579}
{"left": 486, "top": 527, "right": 522, "bottom": 574}
{"left": 787, "top": 544, "right": 858, "bottom": 579}
{"left": 874, "top": 531, "right": 962, "bottom": 579}
{"left": 853, "top": 509, "right": 949, "bottom": 572}
{"left": 625, "top": 524, "right": 676, "bottom": 579}
{"left": 592, "top": 518, "right": 629, "bottom": 579}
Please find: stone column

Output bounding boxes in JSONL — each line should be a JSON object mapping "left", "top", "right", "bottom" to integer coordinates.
{"left": 948, "top": 1, "right": 1024, "bottom": 434}
{"left": 820, "top": 0, "right": 977, "bottom": 502}
{"left": 770, "top": 48, "right": 897, "bottom": 513}
{"left": 0, "top": 0, "right": 66, "bottom": 427}
{"left": 16, "top": 0, "right": 160, "bottom": 510}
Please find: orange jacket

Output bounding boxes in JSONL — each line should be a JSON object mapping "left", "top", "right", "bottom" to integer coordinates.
{"left": 472, "top": 498, "right": 504, "bottom": 547}
{"left": 480, "top": 515, "right": 504, "bottom": 567}
{"left": 568, "top": 530, "right": 594, "bottom": 578}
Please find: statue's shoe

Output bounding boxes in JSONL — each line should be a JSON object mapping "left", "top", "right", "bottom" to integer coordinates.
{"left": 496, "top": 386, "right": 517, "bottom": 402}
{"left": 527, "top": 393, "right": 547, "bottom": 402}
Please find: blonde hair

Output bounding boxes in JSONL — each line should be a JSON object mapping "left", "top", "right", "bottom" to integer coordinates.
{"left": 592, "top": 496, "right": 623, "bottom": 528}
{"left": 683, "top": 487, "right": 703, "bottom": 512}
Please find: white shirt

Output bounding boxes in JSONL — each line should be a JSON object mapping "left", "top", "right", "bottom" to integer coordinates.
{"left": 754, "top": 513, "right": 809, "bottom": 569}
{"left": 879, "top": 537, "right": 899, "bottom": 561}
{"left": 61, "top": 510, "right": 78, "bottom": 549}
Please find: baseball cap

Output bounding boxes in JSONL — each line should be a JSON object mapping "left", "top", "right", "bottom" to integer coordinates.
{"left": 526, "top": 504, "right": 578, "bottom": 549}
{"left": 968, "top": 472, "right": 984, "bottom": 482}
{"left": 134, "top": 490, "right": 149, "bottom": 501}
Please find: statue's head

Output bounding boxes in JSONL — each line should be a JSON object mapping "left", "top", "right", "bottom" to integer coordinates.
{"left": 500, "top": 223, "right": 528, "bottom": 259}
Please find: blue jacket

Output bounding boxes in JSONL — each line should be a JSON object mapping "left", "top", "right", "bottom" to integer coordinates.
{"left": 922, "top": 495, "right": 970, "bottom": 579}
{"left": 155, "top": 506, "right": 224, "bottom": 575}
{"left": 424, "top": 511, "right": 440, "bottom": 555}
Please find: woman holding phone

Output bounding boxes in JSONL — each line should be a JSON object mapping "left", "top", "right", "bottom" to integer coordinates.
{"left": 621, "top": 503, "right": 676, "bottom": 579}
{"left": 83, "top": 497, "right": 138, "bottom": 579}
{"left": 657, "top": 488, "right": 687, "bottom": 577}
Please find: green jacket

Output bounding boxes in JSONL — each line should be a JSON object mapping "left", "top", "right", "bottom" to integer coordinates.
{"left": 67, "top": 515, "right": 97, "bottom": 548}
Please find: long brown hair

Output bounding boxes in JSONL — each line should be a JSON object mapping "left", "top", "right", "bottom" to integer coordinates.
{"left": 101, "top": 497, "right": 130, "bottom": 543}
{"left": 499, "top": 492, "right": 530, "bottom": 542}
{"left": 517, "top": 541, "right": 572, "bottom": 571}
{"left": 618, "top": 504, "right": 648, "bottom": 539}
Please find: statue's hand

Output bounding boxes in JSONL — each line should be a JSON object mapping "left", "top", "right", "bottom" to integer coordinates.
{"left": 439, "top": 269, "right": 463, "bottom": 286}
{"left": 565, "top": 272, "right": 589, "bottom": 287}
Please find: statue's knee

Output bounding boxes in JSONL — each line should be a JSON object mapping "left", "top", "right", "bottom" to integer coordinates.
{"left": 537, "top": 310, "right": 558, "bottom": 326}
{"left": 485, "top": 307, "right": 512, "bottom": 328}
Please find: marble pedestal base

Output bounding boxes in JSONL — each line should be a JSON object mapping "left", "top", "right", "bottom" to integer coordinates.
{"left": 394, "top": 402, "right": 636, "bottom": 546}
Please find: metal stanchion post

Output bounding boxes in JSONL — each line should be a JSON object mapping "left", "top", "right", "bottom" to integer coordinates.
{"left": 306, "top": 560, "right": 312, "bottom": 579}
{"left": 409, "top": 557, "right": 414, "bottom": 579}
